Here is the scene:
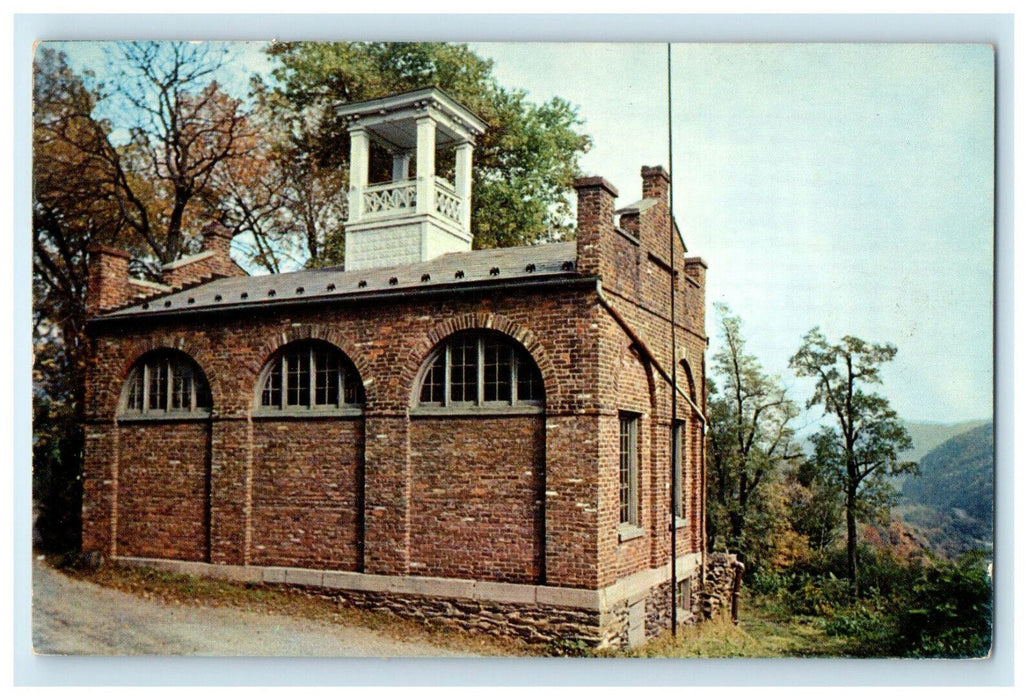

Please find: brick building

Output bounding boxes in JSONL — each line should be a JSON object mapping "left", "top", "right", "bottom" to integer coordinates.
{"left": 81, "top": 88, "right": 737, "bottom": 648}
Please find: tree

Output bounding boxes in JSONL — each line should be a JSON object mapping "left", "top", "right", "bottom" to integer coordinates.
{"left": 107, "top": 42, "right": 259, "bottom": 270}
{"left": 210, "top": 78, "right": 349, "bottom": 272}
{"left": 789, "top": 328, "right": 917, "bottom": 596}
{"left": 38, "top": 42, "right": 257, "bottom": 276}
{"left": 257, "top": 42, "right": 591, "bottom": 262}
{"left": 706, "top": 304, "right": 800, "bottom": 569}
{"left": 32, "top": 47, "right": 128, "bottom": 551}
{"left": 32, "top": 43, "right": 256, "bottom": 548}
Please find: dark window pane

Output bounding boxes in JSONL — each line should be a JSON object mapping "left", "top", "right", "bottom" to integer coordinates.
{"left": 126, "top": 369, "right": 144, "bottom": 411}
{"left": 262, "top": 360, "right": 282, "bottom": 407}
{"left": 195, "top": 375, "right": 212, "bottom": 409}
{"left": 171, "top": 363, "right": 193, "bottom": 411}
{"left": 419, "top": 353, "right": 446, "bottom": 404}
{"left": 516, "top": 352, "right": 543, "bottom": 402}
{"left": 286, "top": 350, "right": 310, "bottom": 407}
{"left": 148, "top": 362, "right": 168, "bottom": 410}
{"left": 674, "top": 422, "right": 685, "bottom": 518}
{"left": 620, "top": 416, "right": 637, "bottom": 525}
{"left": 314, "top": 349, "right": 340, "bottom": 406}
{"left": 449, "top": 337, "right": 478, "bottom": 403}
{"left": 342, "top": 365, "right": 362, "bottom": 405}
{"left": 483, "top": 340, "right": 512, "bottom": 403}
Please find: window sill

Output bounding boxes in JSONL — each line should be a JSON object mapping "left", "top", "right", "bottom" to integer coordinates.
{"left": 674, "top": 517, "right": 688, "bottom": 530}
{"left": 252, "top": 407, "right": 363, "bottom": 420}
{"left": 618, "top": 524, "right": 645, "bottom": 542}
{"left": 117, "top": 411, "right": 211, "bottom": 423}
{"left": 410, "top": 404, "right": 544, "bottom": 418}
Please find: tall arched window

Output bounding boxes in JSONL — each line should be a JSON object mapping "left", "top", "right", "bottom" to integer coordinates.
{"left": 121, "top": 351, "right": 212, "bottom": 417}
{"left": 416, "top": 331, "right": 544, "bottom": 410}
{"left": 257, "top": 341, "right": 364, "bottom": 412}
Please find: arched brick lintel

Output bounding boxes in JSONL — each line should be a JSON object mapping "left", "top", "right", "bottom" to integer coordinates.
{"left": 248, "top": 325, "right": 377, "bottom": 408}
{"left": 115, "top": 336, "right": 224, "bottom": 412}
{"left": 611, "top": 340, "right": 658, "bottom": 414}
{"left": 404, "top": 312, "right": 560, "bottom": 409}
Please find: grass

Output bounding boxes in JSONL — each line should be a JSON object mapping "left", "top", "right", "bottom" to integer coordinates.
{"left": 53, "top": 557, "right": 880, "bottom": 658}
{"left": 605, "top": 591, "right": 877, "bottom": 658}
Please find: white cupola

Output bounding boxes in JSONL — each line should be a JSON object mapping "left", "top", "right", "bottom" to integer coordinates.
{"left": 336, "top": 87, "right": 488, "bottom": 271}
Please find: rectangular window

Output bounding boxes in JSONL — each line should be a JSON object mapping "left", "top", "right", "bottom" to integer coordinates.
{"left": 419, "top": 354, "right": 445, "bottom": 404}
{"left": 515, "top": 353, "right": 538, "bottom": 402}
{"left": 127, "top": 371, "right": 144, "bottom": 411}
{"left": 619, "top": 414, "right": 639, "bottom": 526}
{"left": 673, "top": 420, "right": 685, "bottom": 519}
{"left": 677, "top": 578, "right": 692, "bottom": 610}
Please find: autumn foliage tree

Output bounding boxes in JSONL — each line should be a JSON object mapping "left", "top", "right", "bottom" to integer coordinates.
{"left": 790, "top": 328, "right": 917, "bottom": 596}
{"left": 31, "top": 42, "right": 256, "bottom": 550}
{"left": 100, "top": 42, "right": 257, "bottom": 271}
{"left": 706, "top": 304, "right": 801, "bottom": 569}
{"left": 32, "top": 48, "right": 128, "bottom": 551}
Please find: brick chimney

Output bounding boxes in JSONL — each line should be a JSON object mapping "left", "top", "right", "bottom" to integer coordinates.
{"left": 574, "top": 176, "right": 619, "bottom": 278}
{"left": 641, "top": 165, "right": 670, "bottom": 203}
{"left": 202, "top": 221, "right": 234, "bottom": 259}
{"left": 685, "top": 256, "right": 707, "bottom": 286}
{"left": 85, "top": 244, "right": 132, "bottom": 315}
{"left": 161, "top": 222, "right": 246, "bottom": 289}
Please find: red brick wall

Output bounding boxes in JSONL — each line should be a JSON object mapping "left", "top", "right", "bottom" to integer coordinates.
{"left": 410, "top": 416, "right": 544, "bottom": 583}
{"left": 83, "top": 290, "right": 604, "bottom": 587}
{"left": 608, "top": 342, "right": 654, "bottom": 582}
{"left": 116, "top": 422, "right": 211, "bottom": 561}
{"left": 251, "top": 418, "right": 365, "bottom": 570}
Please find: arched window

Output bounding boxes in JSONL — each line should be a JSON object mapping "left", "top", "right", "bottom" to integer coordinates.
{"left": 257, "top": 341, "right": 364, "bottom": 412}
{"left": 121, "top": 351, "right": 212, "bottom": 417}
{"left": 416, "top": 331, "right": 544, "bottom": 409}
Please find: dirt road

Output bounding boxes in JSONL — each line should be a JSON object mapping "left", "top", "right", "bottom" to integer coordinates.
{"left": 31, "top": 559, "right": 475, "bottom": 657}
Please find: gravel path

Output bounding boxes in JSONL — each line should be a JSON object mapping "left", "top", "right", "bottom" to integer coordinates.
{"left": 31, "top": 559, "right": 476, "bottom": 657}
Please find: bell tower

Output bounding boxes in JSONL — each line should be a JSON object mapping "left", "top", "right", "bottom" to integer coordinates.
{"left": 337, "top": 87, "right": 488, "bottom": 271}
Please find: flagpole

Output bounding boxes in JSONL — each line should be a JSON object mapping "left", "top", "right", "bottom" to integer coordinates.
{"left": 668, "top": 43, "right": 679, "bottom": 639}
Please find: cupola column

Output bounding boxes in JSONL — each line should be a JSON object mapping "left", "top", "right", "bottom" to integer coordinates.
{"left": 347, "top": 128, "right": 370, "bottom": 223}
{"left": 455, "top": 141, "right": 474, "bottom": 233}
{"left": 415, "top": 116, "right": 437, "bottom": 216}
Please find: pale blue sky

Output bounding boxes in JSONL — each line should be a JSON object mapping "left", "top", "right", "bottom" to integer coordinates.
{"left": 480, "top": 43, "right": 994, "bottom": 425}
{"left": 49, "top": 41, "right": 994, "bottom": 424}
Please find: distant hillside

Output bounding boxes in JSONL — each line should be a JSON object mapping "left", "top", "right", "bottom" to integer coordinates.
{"left": 898, "top": 422, "right": 993, "bottom": 558}
{"left": 900, "top": 420, "right": 989, "bottom": 463}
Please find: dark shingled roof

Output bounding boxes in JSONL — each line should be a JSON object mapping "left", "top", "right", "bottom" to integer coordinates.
{"left": 102, "top": 242, "right": 581, "bottom": 320}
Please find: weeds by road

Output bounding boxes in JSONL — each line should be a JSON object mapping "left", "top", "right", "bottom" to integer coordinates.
{"left": 52, "top": 557, "right": 900, "bottom": 658}
{"left": 54, "top": 557, "right": 540, "bottom": 657}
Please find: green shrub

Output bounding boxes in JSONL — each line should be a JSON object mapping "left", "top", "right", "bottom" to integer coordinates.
{"left": 892, "top": 551, "right": 992, "bottom": 658}
{"left": 746, "top": 568, "right": 792, "bottom": 596}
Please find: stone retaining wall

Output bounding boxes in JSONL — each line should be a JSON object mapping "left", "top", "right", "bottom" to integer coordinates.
{"left": 114, "top": 552, "right": 741, "bottom": 651}
{"left": 299, "top": 587, "right": 603, "bottom": 648}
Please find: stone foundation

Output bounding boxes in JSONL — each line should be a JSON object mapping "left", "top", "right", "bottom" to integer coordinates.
{"left": 303, "top": 588, "right": 603, "bottom": 648}
{"left": 114, "top": 552, "right": 741, "bottom": 651}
